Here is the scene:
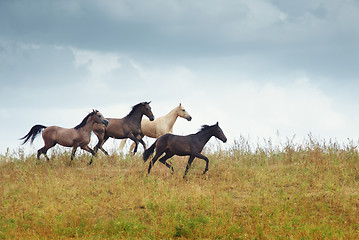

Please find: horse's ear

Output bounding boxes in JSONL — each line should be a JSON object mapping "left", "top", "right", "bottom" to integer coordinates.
{"left": 148, "top": 101, "right": 152, "bottom": 104}
{"left": 179, "top": 103, "right": 182, "bottom": 106}
{"left": 216, "top": 122, "right": 219, "bottom": 126}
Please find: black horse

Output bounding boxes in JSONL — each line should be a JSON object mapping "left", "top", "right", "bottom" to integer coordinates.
{"left": 143, "top": 122, "right": 227, "bottom": 177}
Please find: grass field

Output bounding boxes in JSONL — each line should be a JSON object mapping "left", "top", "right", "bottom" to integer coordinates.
{"left": 1, "top": 137, "right": 359, "bottom": 239}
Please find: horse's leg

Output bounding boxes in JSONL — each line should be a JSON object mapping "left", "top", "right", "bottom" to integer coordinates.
{"left": 93, "top": 132, "right": 101, "bottom": 153}
{"left": 128, "top": 135, "right": 140, "bottom": 155}
{"left": 194, "top": 153, "right": 210, "bottom": 174}
{"left": 95, "top": 135, "right": 109, "bottom": 155}
{"left": 94, "top": 130, "right": 108, "bottom": 155}
{"left": 37, "top": 147, "right": 43, "bottom": 160}
{"left": 129, "top": 134, "right": 143, "bottom": 153}
{"left": 129, "top": 140, "right": 142, "bottom": 154}
{"left": 37, "top": 147, "right": 47, "bottom": 163}
{"left": 69, "top": 147, "right": 77, "bottom": 166}
{"left": 44, "top": 153, "right": 50, "bottom": 161}
{"left": 148, "top": 150, "right": 164, "bottom": 174}
{"left": 94, "top": 138, "right": 102, "bottom": 154}
{"left": 139, "top": 138, "right": 146, "bottom": 151}
{"left": 183, "top": 155, "right": 195, "bottom": 178}
{"left": 99, "top": 136, "right": 110, "bottom": 155}
{"left": 43, "top": 143, "right": 55, "bottom": 161}
{"left": 129, "top": 142, "right": 136, "bottom": 153}
{"left": 94, "top": 141, "right": 100, "bottom": 153}
{"left": 37, "top": 141, "right": 55, "bottom": 163}
{"left": 81, "top": 145, "right": 96, "bottom": 165}
{"left": 158, "top": 152, "right": 175, "bottom": 174}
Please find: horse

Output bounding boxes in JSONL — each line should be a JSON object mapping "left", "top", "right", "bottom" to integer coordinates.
{"left": 20, "top": 110, "right": 109, "bottom": 165}
{"left": 93, "top": 101, "right": 155, "bottom": 156}
{"left": 119, "top": 103, "right": 192, "bottom": 153}
{"left": 143, "top": 122, "right": 227, "bottom": 178}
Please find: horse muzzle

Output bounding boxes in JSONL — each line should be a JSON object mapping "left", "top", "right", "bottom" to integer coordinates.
{"left": 186, "top": 116, "right": 192, "bottom": 121}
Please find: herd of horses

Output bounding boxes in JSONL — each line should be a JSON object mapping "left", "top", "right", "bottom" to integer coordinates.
{"left": 21, "top": 102, "right": 227, "bottom": 177}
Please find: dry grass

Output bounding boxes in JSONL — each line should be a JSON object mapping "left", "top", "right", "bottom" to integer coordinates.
{"left": 1, "top": 138, "right": 359, "bottom": 239}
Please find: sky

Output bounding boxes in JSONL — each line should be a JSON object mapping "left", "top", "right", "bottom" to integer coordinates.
{"left": 1, "top": 0, "right": 359, "bottom": 155}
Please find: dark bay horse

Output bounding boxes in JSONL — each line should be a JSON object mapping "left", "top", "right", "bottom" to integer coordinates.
{"left": 20, "top": 110, "right": 109, "bottom": 165}
{"left": 143, "top": 122, "right": 227, "bottom": 178}
{"left": 93, "top": 101, "right": 155, "bottom": 156}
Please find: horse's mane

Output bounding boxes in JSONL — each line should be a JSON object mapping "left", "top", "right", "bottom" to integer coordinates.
{"left": 196, "top": 124, "right": 213, "bottom": 134}
{"left": 74, "top": 111, "right": 97, "bottom": 129}
{"left": 126, "top": 102, "right": 146, "bottom": 117}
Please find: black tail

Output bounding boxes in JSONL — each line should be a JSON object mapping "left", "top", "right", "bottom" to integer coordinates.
{"left": 20, "top": 125, "right": 47, "bottom": 145}
{"left": 143, "top": 140, "right": 157, "bottom": 162}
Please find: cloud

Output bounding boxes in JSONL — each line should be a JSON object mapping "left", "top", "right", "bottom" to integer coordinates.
{"left": 0, "top": 51, "right": 357, "bottom": 154}
{"left": 130, "top": 60, "right": 195, "bottom": 86}
{"left": 71, "top": 48, "right": 122, "bottom": 75}
{"left": 70, "top": 47, "right": 124, "bottom": 93}
{"left": 1, "top": 0, "right": 359, "bottom": 155}
{"left": 176, "top": 76, "right": 351, "bottom": 146}
{"left": 2, "top": 0, "right": 357, "bottom": 58}
{"left": 1, "top": 0, "right": 358, "bottom": 85}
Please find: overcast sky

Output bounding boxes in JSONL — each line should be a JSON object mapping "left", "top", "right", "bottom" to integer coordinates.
{"left": 1, "top": 0, "right": 359, "bottom": 155}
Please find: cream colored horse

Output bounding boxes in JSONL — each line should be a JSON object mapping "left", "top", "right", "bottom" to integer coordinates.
{"left": 119, "top": 103, "right": 192, "bottom": 152}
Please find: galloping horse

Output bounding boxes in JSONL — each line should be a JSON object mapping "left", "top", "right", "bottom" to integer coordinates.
{"left": 93, "top": 101, "right": 155, "bottom": 156}
{"left": 20, "top": 110, "right": 109, "bottom": 165}
{"left": 143, "top": 122, "right": 227, "bottom": 178}
{"left": 119, "top": 103, "right": 192, "bottom": 153}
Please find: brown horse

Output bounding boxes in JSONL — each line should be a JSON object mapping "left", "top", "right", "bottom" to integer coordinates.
{"left": 93, "top": 101, "right": 155, "bottom": 156}
{"left": 143, "top": 122, "right": 227, "bottom": 178}
{"left": 20, "top": 110, "right": 109, "bottom": 165}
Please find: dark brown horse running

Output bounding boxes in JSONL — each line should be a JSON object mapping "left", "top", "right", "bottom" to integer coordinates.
{"left": 93, "top": 101, "right": 155, "bottom": 156}
{"left": 20, "top": 110, "right": 109, "bottom": 165}
{"left": 143, "top": 122, "right": 227, "bottom": 178}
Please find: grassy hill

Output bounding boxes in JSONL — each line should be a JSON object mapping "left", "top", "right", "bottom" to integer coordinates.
{"left": 1, "top": 138, "right": 359, "bottom": 239}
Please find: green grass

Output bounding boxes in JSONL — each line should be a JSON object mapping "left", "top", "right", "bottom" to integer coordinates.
{"left": 1, "top": 138, "right": 359, "bottom": 239}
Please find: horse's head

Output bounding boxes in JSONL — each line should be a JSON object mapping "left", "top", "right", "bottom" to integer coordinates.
{"left": 141, "top": 101, "right": 155, "bottom": 121}
{"left": 92, "top": 110, "right": 109, "bottom": 126}
{"left": 177, "top": 103, "right": 192, "bottom": 121}
{"left": 213, "top": 122, "right": 227, "bottom": 143}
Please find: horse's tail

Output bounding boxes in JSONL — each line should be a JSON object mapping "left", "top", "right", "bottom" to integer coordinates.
{"left": 119, "top": 139, "right": 127, "bottom": 151}
{"left": 20, "top": 124, "right": 47, "bottom": 145}
{"left": 143, "top": 140, "right": 157, "bottom": 162}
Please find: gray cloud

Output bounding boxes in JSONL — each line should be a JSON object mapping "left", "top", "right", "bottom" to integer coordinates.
{"left": 1, "top": 0, "right": 359, "bottom": 153}
{"left": 2, "top": 0, "right": 358, "bottom": 59}
{"left": 2, "top": 0, "right": 356, "bottom": 82}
